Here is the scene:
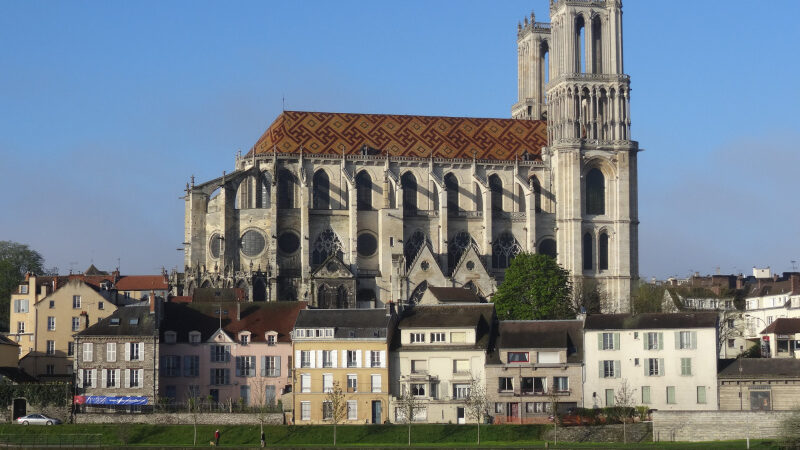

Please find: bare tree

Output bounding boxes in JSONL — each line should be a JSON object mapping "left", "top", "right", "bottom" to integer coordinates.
{"left": 186, "top": 390, "right": 199, "bottom": 447}
{"left": 718, "top": 310, "right": 746, "bottom": 357}
{"left": 614, "top": 379, "right": 637, "bottom": 444}
{"left": 547, "top": 388, "right": 561, "bottom": 445}
{"left": 250, "top": 377, "right": 277, "bottom": 445}
{"left": 325, "top": 381, "right": 347, "bottom": 447}
{"left": 396, "top": 384, "right": 421, "bottom": 446}
{"left": 464, "top": 375, "right": 490, "bottom": 445}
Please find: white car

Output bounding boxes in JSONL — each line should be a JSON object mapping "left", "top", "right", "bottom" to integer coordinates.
{"left": 16, "top": 414, "right": 61, "bottom": 425}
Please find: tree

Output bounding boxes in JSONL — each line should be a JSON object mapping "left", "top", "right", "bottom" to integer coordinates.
{"left": 251, "top": 377, "right": 278, "bottom": 445}
{"left": 631, "top": 282, "right": 665, "bottom": 314}
{"left": 325, "top": 381, "right": 347, "bottom": 446}
{"left": 187, "top": 391, "right": 199, "bottom": 446}
{"left": 493, "top": 252, "right": 574, "bottom": 320}
{"left": 0, "top": 241, "right": 45, "bottom": 332}
{"left": 397, "top": 385, "right": 421, "bottom": 446}
{"left": 613, "top": 379, "right": 637, "bottom": 444}
{"left": 779, "top": 408, "right": 800, "bottom": 448}
{"left": 464, "top": 375, "right": 490, "bottom": 445}
{"left": 574, "top": 278, "right": 607, "bottom": 314}
{"left": 547, "top": 388, "right": 561, "bottom": 445}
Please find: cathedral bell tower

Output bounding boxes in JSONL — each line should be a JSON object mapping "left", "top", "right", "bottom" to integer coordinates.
{"left": 515, "top": 0, "right": 639, "bottom": 312}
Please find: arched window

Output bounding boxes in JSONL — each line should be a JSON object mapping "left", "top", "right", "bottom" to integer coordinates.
{"left": 599, "top": 232, "right": 609, "bottom": 271}
{"left": 474, "top": 183, "right": 483, "bottom": 211}
{"left": 591, "top": 15, "right": 602, "bottom": 73}
{"left": 336, "top": 286, "right": 349, "bottom": 309}
{"left": 257, "top": 173, "right": 270, "bottom": 208}
{"left": 312, "top": 170, "right": 330, "bottom": 210}
{"left": 235, "top": 178, "right": 250, "bottom": 210}
{"left": 431, "top": 183, "right": 439, "bottom": 211}
{"left": 409, "top": 281, "right": 427, "bottom": 306}
{"left": 277, "top": 169, "right": 297, "bottom": 209}
{"left": 356, "top": 171, "right": 372, "bottom": 211}
{"left": 404, "top": 230, "right": 431, "bottom": 267}
{"left": 539, "top": 239, "right": 557, "bottom": 259}
{"left": 318, "top": 285, "right": 336, "bottom": 309}
{"left": 530, "top": 175, "right": 542, "bottom": 213}
{"left": 311, "top": 229, "right": 343, "bottom": 266}
{"left": 448, "top": 231, "right": 477, "bottom": 271}
{"left": 583, "top": 232, "right": 593, "bottom": 271}
{"left": 586, "top": 168, "right": 605, "bottom": 215}
{"left": 493, "top": 232, "right": 522, "bottom": 269}
{"left": 445, "top": 173, "right": 459, "bottom": 214}
{"left": 489, "top": 175, "right": 503, "bottom": 212}
{"left": 516, "top": 183, "right": 526, "bottom": 212}
{"left": 576, "top": 15, "right": 586, "bottom": 73}
{"left": 541, "top": 40, "right": 550, "bottom": 87}
{"left": 253, "top": 278, "right": 266, "bottom": 302}
{"left": 402, "top": 172, "right": 417, "bottom": 216}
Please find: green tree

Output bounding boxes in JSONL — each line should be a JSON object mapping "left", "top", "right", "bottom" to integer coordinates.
{"left": 574, "top": 278, "right": 607, "bottom": 314}
{"left": 493, "top": 252, "right": 574, "bottom": 320}
{"left": 0, "top": 241, "right": 46, "bottom": 332}
{"left": 631, "top": 283, "right": 665, "bottom": 314}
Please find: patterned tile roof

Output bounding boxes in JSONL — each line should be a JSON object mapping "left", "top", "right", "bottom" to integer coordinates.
{"left": 249, "top": 111, "right": 547, "bottom": 161}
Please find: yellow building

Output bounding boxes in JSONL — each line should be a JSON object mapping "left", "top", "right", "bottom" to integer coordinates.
{"left": 9, "top": 273, "right": 58, "bottom": 358}
{"left": 292, "top": 308, "right": 394, "bottom": 424}
{"left": 0, "top": 335, "right": 20, "bottom": 367}
{"left": 20, "top": 278, "right": 118, "bottom": 379}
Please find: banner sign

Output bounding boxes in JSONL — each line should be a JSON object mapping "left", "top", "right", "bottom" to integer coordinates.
{"left": 73, "top": 395, "right": 148, "bottom": 405}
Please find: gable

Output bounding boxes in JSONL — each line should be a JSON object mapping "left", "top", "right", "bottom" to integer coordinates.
{"left": 406, "top": 244, "right": 446, "bottom": 288}
{"left": 310, "top": 254, "right": 354, "bottom": 279}
{"left": 450, "top": 245, "right": 496, "bottom": 296}
{"left": 207, "top": 328, "right": 234, "bottom": 344}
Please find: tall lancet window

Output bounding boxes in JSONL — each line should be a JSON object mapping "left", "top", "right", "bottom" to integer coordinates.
{"left": 586, "top": 168, "right": 605, "bottom": 215}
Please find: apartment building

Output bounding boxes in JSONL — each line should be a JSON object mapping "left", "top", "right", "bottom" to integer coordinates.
{"left": 583, "top": 313, "right": 718, "bottom": 411}
{"left": 389, "top": 303, "right": 495, "bottom": 424}
{"left": 486, "top": 320, "right": 583, "bottom": 423}
{"left": 74, "top": 304, "right": 159, "bottom": 412}
{"left": 292, "top": 309, "right": 393, "bottom": 424}
{"left": 9, "top": 273, "right": 61, "bottom": 358}
{"left": 756, "top": 318, "right": 800, "bottom": 358}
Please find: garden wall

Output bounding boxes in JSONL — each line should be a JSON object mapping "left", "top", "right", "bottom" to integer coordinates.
{"left": 74, "top": 412, "right": 284, "bottom": 425}
{"left": 541, "top": 423, "right": 651, "bottom": 443}
{"left": 652, "top": 410, "right": 791, "bottom": 442}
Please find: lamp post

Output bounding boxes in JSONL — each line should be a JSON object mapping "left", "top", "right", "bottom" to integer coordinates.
{"left": 744, "top": 315, "right": 768, "bottom": 357}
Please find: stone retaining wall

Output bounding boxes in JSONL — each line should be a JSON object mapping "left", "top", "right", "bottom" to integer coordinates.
{"left": 652, "top": 410, "right": 792, "bottom": 442}
{"left": 541, "top": 423, "right": 651, "bottom": 443}
{"left": 75, "top": 412, "right": 284, "bottom": 425}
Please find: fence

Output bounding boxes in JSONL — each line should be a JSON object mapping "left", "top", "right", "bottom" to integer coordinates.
{"left": 0, "top": 434, "right": 104, "bottom": 447}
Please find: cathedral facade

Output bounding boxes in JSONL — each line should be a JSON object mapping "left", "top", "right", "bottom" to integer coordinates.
{"left": 183, "top": 0, "right": 638, "bottom": 312}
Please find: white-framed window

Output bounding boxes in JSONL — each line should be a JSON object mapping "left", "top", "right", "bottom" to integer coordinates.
{"left": 106, "top": 343, "right": 116, "bottom": 362}
{"left": 410, "top": 333, "right": 425, "bottom": 343}
{"left": 646, "top": 358, "right": 663, "bottom": 376}
{"left": 13, "top": 299, "right": 29, "bottom": 313}
{"left": 323, "top": 374, "right": 333, "bottom": 393}
{"left": 129, "top": 342, "right": 141, "bottom": 361}
{"left": 18, "top": 284, "right": 28, "bottom": 294}
{"left": 189, "top": 331, "right": 201, "bottom": 344}
{"left": 267, "top": 334, "right": 276, "bottom": 346}
{"left": 301, "top": 350, "right": 312, "bottom": 368}
{"left": 526, "top": 402, "right": 549, "bottom": 413}
{"left": 129, "top": 369, "right": 140, "bottom": 388}
{"left": 82, "top": 369, "right": 93, "bottom": 388}
{"left": 645, "top": 332, "right": 662, "bottom": 350}
{"left": 508, "top": 351, "right": 530, "bottom": 363}
{"left": 67, "top": 342, "right": 74, "bottom": 356}
{"left": 47, "top": 316, "right": 55, "bottom": 331}
{"left": 322, "top": 350, "right": 333, "bottom": 368}
{"left": 371, "top": 374, "right": 381, "bottom": 393}
{"left": 300, "top": 401, "right": 310, "bottom": 421}
{"left": 453, "top": 359, "right": 469, "bottom": 374}
{"left": 370, "top": 351, "right": 382, "bottom": 368}
{"left": 106, "top": 369, "right": 116, "bottom": 388}
{"left": 453, "top": 383, "right": 470, "bottom": 399}
{"left": 553, "top": 376, "right": 569, "bottom": 392}
{"left": 411, "top": 383, "right": 426, "bottom": 397}
{"left": 346, "top": 350, "right": 358, "bottom": 368}
{"left": 16, "top": 322, "right": 24, "bottom": 334}
{"left": 301, "top": 374, "right": 311, "bottom": 393}
{"left": 347, "top": 374, "right": 357, "bottom": 393}
{"left": 324, "top": 328, "right": 333, "bottom": 337}
{"left": 240, "top": 334, "right": 249, "bottom": 346}
{"left": 430, "top": 332, "right": 445, "bottom": 343}
{"left": 211, "top": 344, "right": 229, "bottom": 362}
{"left": 82, "top": 343, "right": 93, "bottom": 362}
{"left": 347, "top": 400, "right": 357, "bottom": 420}
{"left": 236, "top": 356, "right": 256, "bottom": 377}
{"left": 601, "top": 360, "right": 617, "bottom": 378}
{"left": 98, "top": 301, "right": 104, "bottom": 310}
{"left": 263, "top": 356, "right": 279, "bottom": 377}
{"left": 677, "top": 331, "right": 696, "bottom": 349}
{"left": 72, "top": 317, "right": 81, "bottom": 332}
{"left": 411, "top": 360, "right": 427, "bottom": 373}
{"left": 680, "top": 357, "right": 692, "bottom": 376}
{"left": 322, "top": 401, "right": 333, "bottom": 420}
{"left": 499, "top": 377, "right": 513, "bottom": 392}
{"left": 73, "top": 295, "right": 81, "bottom": 308}
{"left": 601, "top": 332, "right": 617, "bottom": 350}
{"left": 46, "top": 340, "right": 55, "bottom": 355}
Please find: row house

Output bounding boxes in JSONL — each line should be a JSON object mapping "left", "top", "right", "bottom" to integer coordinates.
{"left": 292, "top": 309, "right": 393, "bottom": 424}
{"left": 583, "top": 313, "right": 719, "bottom": 411}
{"left": 756, "top": 318, "right": 800, "bottom": 358}
{"left": 743, "top": 273, "right": 800, "bottom": 338}
{"left": 486, "top": 320, "right": 583, "bottom": 423}
{"left": 74, "top": 304, "right": 159, "bottom": 412}
{"left": 389, "top": 304, "right": 495, "bottom": 424}
{"left": 718, "top": 358, "right": 800, "bottom": 411}
{"left": 158, "top": 301, "right": 304, "bottom": 407}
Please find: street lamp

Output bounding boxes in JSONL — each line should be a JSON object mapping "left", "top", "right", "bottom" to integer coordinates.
{"left": 744, "top": 315, "right": 768, "bottom": 357}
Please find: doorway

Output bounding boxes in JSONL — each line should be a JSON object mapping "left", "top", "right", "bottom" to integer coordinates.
{"left": 371, "top": 400, "right": 382, "bottom": 424}
{"left": 12, "top": 398, "right": 26, "bottom": 420}
{"left": 457, "top": 407, "right": 465, "bottom": 424}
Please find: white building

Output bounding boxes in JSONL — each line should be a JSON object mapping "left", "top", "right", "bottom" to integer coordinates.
{"left": 743, "top": 275, "right": 800, "bottom": 339}
{"left": 583, "top": 313, "right": 719, "bottom": 411}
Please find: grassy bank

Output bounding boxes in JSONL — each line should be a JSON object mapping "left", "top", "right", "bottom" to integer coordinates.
{"left": 0, "top": 423, "right": 777, "bottom": 448}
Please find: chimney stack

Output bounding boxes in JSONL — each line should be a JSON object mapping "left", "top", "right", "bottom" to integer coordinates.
{"left": 236, "top": 302, "right": 241, "bottom": 321}
{"left": 149, "top": 290, "right": 156, "bottom": 315}
{"left": 791, "top": 274, "right": 799, "bottom": 295}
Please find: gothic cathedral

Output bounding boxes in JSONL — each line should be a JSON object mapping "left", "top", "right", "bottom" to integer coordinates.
{"left": 183, "top": 0, "right": 638, "bottom": 312}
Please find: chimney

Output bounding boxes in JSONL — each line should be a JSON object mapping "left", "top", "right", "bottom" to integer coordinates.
{"left": 236, "top": 302, "right": 241, "bottom": 321}
{"left": 736, "top": 275, "right": 744, "bottom": 290}
{"left": 112, "top": 269, "right": 121, "bottom": 284}
{"left": 792, "top": 274, "right": 799, "bottom": 294}
{"left": 24, "top": 272, "right": 30, "bottom": 281}
{"left": 149, "top": 290, "right": 156, "bottom": 315}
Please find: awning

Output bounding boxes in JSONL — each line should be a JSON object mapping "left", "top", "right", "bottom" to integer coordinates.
{"left": 73, "top": 395, "right": 148, "bottom": 405}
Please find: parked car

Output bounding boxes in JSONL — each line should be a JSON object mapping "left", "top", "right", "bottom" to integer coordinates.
{"left": 16, "top": 414, "right": 61, "bottom": 425}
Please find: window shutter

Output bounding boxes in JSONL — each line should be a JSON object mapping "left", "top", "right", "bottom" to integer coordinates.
{"left": 125, "top": 343, "right": 131, "bottom": 361}
{"left": 598, "top": 361, "right": 604, "bottom": 378}
{"left": 597, "top": 334, "right": 603, "bottom": 350}
{"left": 691, "top": 331, "right": 697, "bottom": 349}
{"left": 114, "top": 369, "right": 120, "bottom": 388}
{"left": 77, "top": 370, "right": 83, "bottom": 388}
{"left": 614, "top": 360, "right": 621, "bottom": 378}
{"left": 659, "top": 358, "right": 665, "bottom": 376}
{"left": 90, "top": 369, "right": 96, "bottom": 388}
{"left": 210, "top": 369, "right": 215, "bottom": 385}
{"left": 644, "top": 359, "right": 649, "bottom": 376}
{"left": 235, "top": 357, "right": 242, "bottom": 377}
{"left": 658, "top": 332, "right": 664, "bottom": 350}
{"left": 613, "top": 333, "right": 620, "bottom": 350}
{"left": 275, "top": 356, "right": 281, "bottom": 377}
{"left": 331, "top": 350, "right": 338, "bottom": 368}
{"left": 674, "top": 331, "right": 680, "bottom": 350}
{"left": 356, "top": 350, "right": 362, "bottom": 368}
{"left": 380, "top": 350, "right": 386, "bottom": 368}
{"left": 183, "top": 356, "right": 191, "bottom": 377}
{"left": 341, "top": 350, "right": 347, "bottom": 368}
{"left": 295, "top": 350, "right": 301, "bottom": 368}
{"left": 309, "top": 351, "right": 316, "bottom": 369}
{"left": 225, "top": 346, "right": 231, "bottom": 362}
{"left": 224, "top": 369, "right": 230, "bottom": 385}
{"left": 316, "top": 350, "right": 322, "bottom": 368}
{"left": 123, "top": 370, "right": 129, "bottom": 388}
{"left": 261, "top": 356, "right": 267, "bottom": 376}
{"left": 139, "top": 342, "right": 145, "bottom": 360}
{"left": 138, "top": 369, "right": 143, "bottom": 388}
{"left": 101, "top": 369, "right": 106, "bottom": 388}
{"left": 643, "top": 334, "right": 648, "bottom": 350}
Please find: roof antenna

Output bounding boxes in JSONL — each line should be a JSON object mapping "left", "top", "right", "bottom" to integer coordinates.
{"left": 282, "top": 95, "right": 285, "bottom": 112}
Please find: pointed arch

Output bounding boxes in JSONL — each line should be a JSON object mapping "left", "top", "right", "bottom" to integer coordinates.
{"left": 591, "top": 15, "right": 603, "bottom": 73}
{"left": 539, "top": 238, "right": 557, "bottom": 260}
{"left": 431, "top": 183, "right": 439, "bottom": 210}
{"left": 312, "top": 169, "right": 330, "bottom": 210}
{"left": 336, "top": 285, "right": 349, "bottom": 308}
{"left": 474, "top": 182, "right": 483, "bottom": 211}
{"left": 277, "top": 168, "right": 298, "bottom": 209}
{"left": 586, "top": 168, "right": 605, "bottom": 215}
{"left": 311, "top": 229, "right": 343, "bottom": 266}
{"left": 448, "top": 231, "right": 478, "bottom": 271}
{"left": 529, "top": 175, "right": 542, "bottom": 213}
{"left": 409, "top": 281, "right": 428, "bottom": 306}
{"left": 492, "top": 232, "right": 522, "bottom": 269}
{"left": 489, "top": 174, "right": 503, "bottom": 212}
{"left": 404, "top": 230, "right": 431, "bottom": 268}
{"left": 356, "top": 171, "right": 373, "bottom": 211}
{"left": 599, "top": 232, "right": 609, "bottom": 271}
{"left": 402, "top": 172, "right": 417, "bottom": 216}
{"left": 583, "top": 232, "right": 593, "bottom": 271}
{"left": 253, "top": 278, "right": 266, "bottom": 302}
{"left": 445, "top": 173, "right": 459, "bottom": 213}
{"left": 516, "top": 183, "right": 526, "bottom": 212}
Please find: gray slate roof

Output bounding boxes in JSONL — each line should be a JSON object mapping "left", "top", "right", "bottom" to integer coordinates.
{"left": 426, "top": 287, "right": 482, "bottom": 303}
{"left": 294, "top": 309, "right": 392, "bottom": 339}
{"left": 488, "top": 320, "right": 584, "bottom": 364}
{"left": 584, "top": 312, "right": 718, "bottom": 330}
{"left": 76, "top": 305, "right": 155, "bottom": 337}
{"left": 718, "top": 358, "right": 800, "bottom": 378}
{"left": 393, "top": 304, "right": 495, "bottom": 351}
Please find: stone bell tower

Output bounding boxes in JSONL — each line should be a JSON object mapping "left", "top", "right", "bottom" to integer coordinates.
{"left": 515, "top": 0, "right": 639, "bottom": 312}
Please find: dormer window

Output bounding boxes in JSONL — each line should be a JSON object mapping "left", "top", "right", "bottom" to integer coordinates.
{"left": 239, "top": 332, "right": 251, "bottom": 346}
{"left": 110, "top": 318, "right": 120, "bottom": 326}
{"left": 18, "top": 285, "right": 28, "bottom": 294}
{"left": 129, "top": 318, "right": 139, "bottom": 326}
{"left": 189, "top": 331, "right": 201, "bottom": 344}
{"left": 325, "top": 329, "right": 333, "bottom": 338}
{"left": 295, "top": 329, "right": 306, "bottom": 338}
{"left": 410, "top": 333, "right": 425, "bottom": 343}
{"left": 266, "top": 332, "right": 278, "bottom": 346}
{"left": 508, "top": 352, "right": 529, "bottom": 363}
{"left": 164, "top": 331, "right": 176, "bottom": 344}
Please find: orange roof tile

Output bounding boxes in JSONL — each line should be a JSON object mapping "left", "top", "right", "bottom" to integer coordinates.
{"left": 114, "top": 275, "right": 167, "bottom": 291}
{"left": 249, "top": 111, "right": 547, "bottom": 161}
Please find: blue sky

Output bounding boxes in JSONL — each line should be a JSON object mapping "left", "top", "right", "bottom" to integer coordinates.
{"left": 1, "top": 1, "right": 799, "bottom": 280}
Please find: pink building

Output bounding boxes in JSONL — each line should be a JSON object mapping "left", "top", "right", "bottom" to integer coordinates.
{"left": 158, "top": 301, "right": 305, "bottom": 408}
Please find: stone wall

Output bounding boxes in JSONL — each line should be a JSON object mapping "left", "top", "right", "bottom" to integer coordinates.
{"left": 653, "top": 410, "right": 793, "bottom": 442}
{"left": 2, "top": 404, "right": 71, "bottom": 423}
{"left": 541, "top": 423, "right": 651, "bottom": 443}
{"left": 74, "top": 412, "right": 284, "bottom": 425}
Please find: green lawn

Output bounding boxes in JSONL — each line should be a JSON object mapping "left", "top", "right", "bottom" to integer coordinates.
{"left": 0, "top": 423, "right": 779, "bottom": 448}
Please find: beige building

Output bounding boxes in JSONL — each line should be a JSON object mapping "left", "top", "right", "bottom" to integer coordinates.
{"left": 20, "top": 278, "right": 119, "bottom": 379}
{"left": 0, "top": 335, "right": 20, "bottom": 367}
{"left": 756, "top": 318, "right": 800, "bottom": 358}
{"left": 718, "top": 359, "right": 800, "bottom": 411}
{"left": 182, "top": 1, "right": 638, "bottom": 313}
{"left": 9, "top": 273, "right": 60, "bottom": 358}
{"left": 583, "top": 313, "right": 719, "bottom": 411}
{"left": 486, "top": 320, "right": 583, "bottom": 423}
{"left": 292, "top": 309, "right": 393, "bottom": 424}
{"left": 389, "top": 303, "right": 495, "bottom": 424}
